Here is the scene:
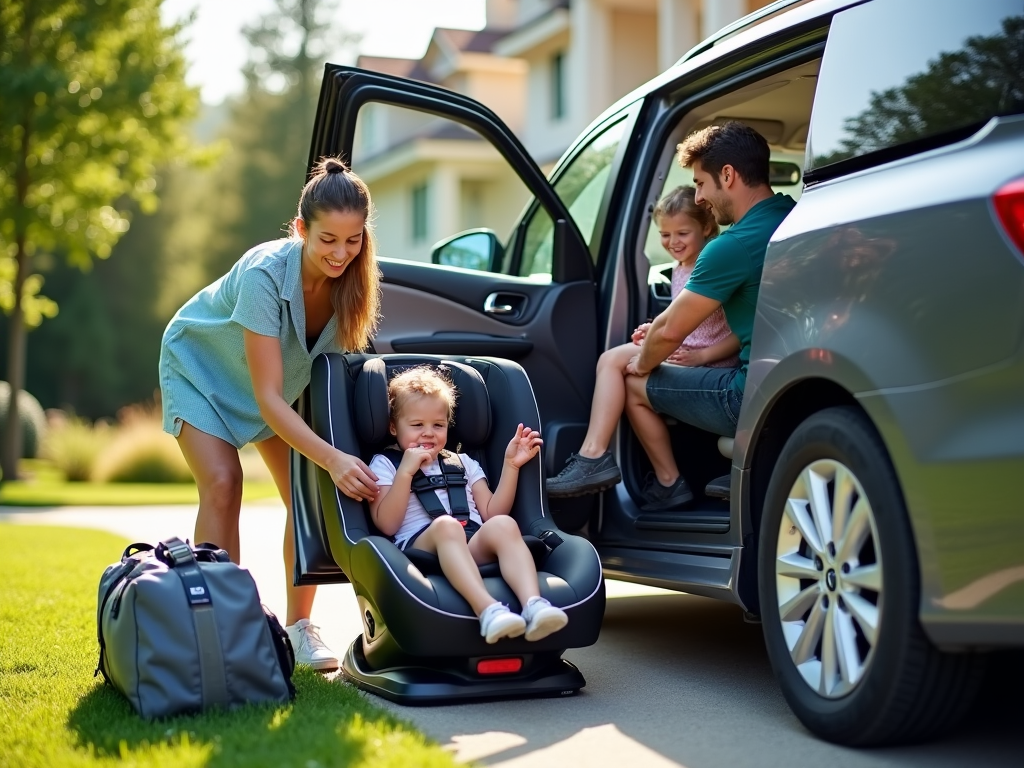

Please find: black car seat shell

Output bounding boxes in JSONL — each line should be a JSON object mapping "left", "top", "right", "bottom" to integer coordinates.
{"left": 290, "top": 353, "right": 606, "bottom": 702}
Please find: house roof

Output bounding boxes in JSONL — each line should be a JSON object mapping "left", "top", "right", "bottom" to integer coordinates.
{"left": 357, "top": 26, "right": 513, "bottom": 85}
{"left": 421, "top": 121, "right": 483, "bottom": 142}
{"left": 355, "top": 55, "right": 436, "bottom": 83}
{"left": 491, "top": 4, "right": 570, "bottom": 58}
{"left": 432, "top": 28, "right": 511, "bottom": 54}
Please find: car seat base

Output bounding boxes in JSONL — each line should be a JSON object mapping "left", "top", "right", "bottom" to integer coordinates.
{"left": 340, "top": 635, "right": 586, "bottom": 705}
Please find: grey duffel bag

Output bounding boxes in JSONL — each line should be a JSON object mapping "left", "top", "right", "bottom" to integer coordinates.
{"left": 95, "top": 536, "right": 295, "bottom": 719}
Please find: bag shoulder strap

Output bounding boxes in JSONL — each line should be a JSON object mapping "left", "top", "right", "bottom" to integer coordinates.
{"left": 155, "top": 536, "right": 229, "bottom": 710}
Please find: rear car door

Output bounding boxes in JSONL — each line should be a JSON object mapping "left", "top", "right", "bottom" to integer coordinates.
{"left": 309, "top": 65, "right": 635, "bottom": 485}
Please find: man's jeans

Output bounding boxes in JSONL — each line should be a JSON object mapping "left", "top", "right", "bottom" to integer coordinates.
{"left": 645, "top": 364, "right": 742, "bottom": 437}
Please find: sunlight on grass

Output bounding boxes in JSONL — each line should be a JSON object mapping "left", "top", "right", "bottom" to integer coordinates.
{"left": 2, "top": 457, "right": 279, "bottom": 506}
{"left": 0, "top": 478, "right": 279, "bottom": 506}
{"left": 0, "top": 525, "right": 458, "bottom": 768}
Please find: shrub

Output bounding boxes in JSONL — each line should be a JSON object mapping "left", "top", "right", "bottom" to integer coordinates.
{"left": 0, "top": 381, "right": 47, "bottom": 459}
{"left": 92, "top": 404, "right": 194, "bottom": 484}
{"left": 40, "top": 412, "right": 111, "bottom": 482}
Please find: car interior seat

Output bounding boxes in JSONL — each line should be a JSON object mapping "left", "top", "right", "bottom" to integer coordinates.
{"left": 289, "top": 353, "right": 607, "bottom": 703}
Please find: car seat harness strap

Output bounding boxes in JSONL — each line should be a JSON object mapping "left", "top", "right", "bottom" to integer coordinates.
{"left": 383, "top": 449, "right": 479, "bottom": 533}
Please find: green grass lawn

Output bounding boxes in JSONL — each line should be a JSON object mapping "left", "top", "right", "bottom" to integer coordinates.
{"left": 0, "top": 460, "right": 280, "bottom": 507}
{"left": 0, "top": 525, "right": 458, "bottom": 768}
{"left": 0, "top": 461, "right": 279, "bottom": 506}
{"left": 0, "top": 480, "right": 280, "bottom": 507}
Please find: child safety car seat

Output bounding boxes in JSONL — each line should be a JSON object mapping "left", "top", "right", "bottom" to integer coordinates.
{"left": 290, "top": 353, "right": 606, "bottom": 703}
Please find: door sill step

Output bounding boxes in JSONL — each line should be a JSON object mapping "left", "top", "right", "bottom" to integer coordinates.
{"left": 634, "top": 513, "right": 729, "bottom": 533}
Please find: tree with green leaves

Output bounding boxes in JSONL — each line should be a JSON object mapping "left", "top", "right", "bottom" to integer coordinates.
{"left": 201, "top": 0, "right": 357, "bottom": 281}
{"left": 0, "top": 0, "right": 199, "bottom": 478}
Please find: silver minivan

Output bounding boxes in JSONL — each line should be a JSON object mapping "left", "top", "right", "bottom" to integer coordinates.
{"left": 302, "top": 0, "right": 1024, "bottom": 744}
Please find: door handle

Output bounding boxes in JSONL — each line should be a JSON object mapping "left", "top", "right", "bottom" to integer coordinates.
{"left": 484, "top": 292, "right": 526, "bottom": 316}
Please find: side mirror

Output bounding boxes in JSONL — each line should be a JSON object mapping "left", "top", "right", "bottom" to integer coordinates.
{"left": 769, "top": 161, "right": 802, "bottom": 186}
{"left": 431, "top": 229, "right": 504, "bottom": 273}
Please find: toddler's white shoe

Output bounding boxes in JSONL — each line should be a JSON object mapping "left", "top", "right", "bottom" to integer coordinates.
{"left": 285, "top": 618, "right": 339, "bottom": 670}
{"left": 479, "top": 602, "right": 527, "bottom": 644}
{"left": 521, "top": 596, "right": 568, "bottom": 642}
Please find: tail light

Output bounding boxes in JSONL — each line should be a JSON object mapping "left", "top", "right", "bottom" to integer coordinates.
{"left": 477, "top": 657, "right": 523, "bottom": 675}
{"left": 993, "top": 177, "right": 1024, "bottom": 256}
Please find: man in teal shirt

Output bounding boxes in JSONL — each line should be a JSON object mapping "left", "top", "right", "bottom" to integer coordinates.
{"left": 622, "top": 122, "right": 796, "bottom": 508}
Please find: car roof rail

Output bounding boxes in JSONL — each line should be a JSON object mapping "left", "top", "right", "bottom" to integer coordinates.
{"left": 675, "top": 0, "right": 808, "bottom": 66}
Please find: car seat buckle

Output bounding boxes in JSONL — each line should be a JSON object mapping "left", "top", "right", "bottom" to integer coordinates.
{"left": 538, "top": 530, "right": 564, "bottom": 550}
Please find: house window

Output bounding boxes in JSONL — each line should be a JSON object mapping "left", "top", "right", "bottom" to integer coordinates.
{"left": 411, "top": 182, "right": 429, "bottom": 242}
{"left": 550, "top": 51, "right": 565, "bottom": 120}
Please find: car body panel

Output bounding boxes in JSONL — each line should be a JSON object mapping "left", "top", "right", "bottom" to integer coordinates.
{"left": 742, "top": 116, "right": 1024, "bottom": 646}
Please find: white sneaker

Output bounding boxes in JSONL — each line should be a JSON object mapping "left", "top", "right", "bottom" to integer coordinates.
{"left": 479, "top": 602, "right": 527, "bottom": 644}
{"left": 521, "top": 597, "right": 568, "bottom": 642}
{"left": 285, "top": 619, "right": 339, "bottom": 670}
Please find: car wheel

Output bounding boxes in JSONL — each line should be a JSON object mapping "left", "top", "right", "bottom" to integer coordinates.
{"left": 758, "top": 406, "right": 986, "bottom": 745}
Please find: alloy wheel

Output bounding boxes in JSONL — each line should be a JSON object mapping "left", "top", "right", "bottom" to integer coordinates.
{"left": 775, "top": 459, "right": 883, "bottom": 698}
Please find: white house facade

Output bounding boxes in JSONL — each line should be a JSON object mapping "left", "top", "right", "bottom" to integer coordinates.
{"left": 352, "top": 0, "right": 772, "bottom": 266}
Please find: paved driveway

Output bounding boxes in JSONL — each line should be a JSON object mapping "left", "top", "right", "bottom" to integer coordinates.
{"left": 3, "top": 504, "right": 1020, "bottom": 768}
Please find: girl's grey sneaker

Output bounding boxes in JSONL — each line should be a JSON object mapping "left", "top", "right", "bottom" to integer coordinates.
{"left": 480, "top": 602, "right": 527, "bottom": 644}
{"left": 285, "top": 619, "right": 339, "bottom": 670}
{"left": 640, "top": 473, "right": 694, "bottom": 511}
{"left": 546, "top": 452, "right": 622, "bottom": 497}
{"left": 521, "top": 596, "right": 569, "bottom": 641}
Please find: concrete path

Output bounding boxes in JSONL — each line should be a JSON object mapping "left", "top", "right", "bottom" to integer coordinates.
{"left": 3, "top": 505, "right": 1021, "bottom": 768}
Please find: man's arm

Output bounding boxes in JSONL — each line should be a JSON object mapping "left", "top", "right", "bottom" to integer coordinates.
{"left": 632, "top": 289, "right": 723, "bottom": 376}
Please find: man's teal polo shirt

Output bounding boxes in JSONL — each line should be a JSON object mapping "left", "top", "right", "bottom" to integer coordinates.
{"left": 685, "top": 193, "right": 796, "bottom": 394}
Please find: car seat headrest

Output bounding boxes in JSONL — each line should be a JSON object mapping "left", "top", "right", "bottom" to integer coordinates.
{"left": 354, "top": 358, "right": 492, "bottom": 450}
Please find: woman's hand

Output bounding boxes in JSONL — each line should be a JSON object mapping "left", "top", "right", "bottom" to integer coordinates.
{"left": 666, "top": 346, "right": 706, "bottom": 367}
{"left": 326, "top": 450, "right": 379, "bottom": 501}
{"left": 631, "top": 322, "right": 652, "bottom": 345}
{"left": 504, "top": 423, "right": 543, "bottom": 469}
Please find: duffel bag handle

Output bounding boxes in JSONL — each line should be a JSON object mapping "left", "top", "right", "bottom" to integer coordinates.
{"left": 154, "top": 537, "right": 213, "bottom": 609}
{"left": 121, "top": 542, "right": 154, "bottom": 561}
{"left": 155, "top": 536, "right": 196, "bottom": 568}
{"left": 193, "top": 542, "right": 232, "bottom": 563}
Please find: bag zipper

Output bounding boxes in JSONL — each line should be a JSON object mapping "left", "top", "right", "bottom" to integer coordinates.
{"left": 95, "top": 561, "right": 144, "bottom": 680}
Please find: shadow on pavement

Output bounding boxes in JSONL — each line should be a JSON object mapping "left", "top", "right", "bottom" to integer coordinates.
{"left": 387, "top": 592, "right": 1024, "bottom": 768}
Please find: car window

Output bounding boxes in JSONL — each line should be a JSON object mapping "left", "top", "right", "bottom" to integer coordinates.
{"left": 644, "top": 148, "right": 806, "bottom": 271}
{"left": 349, "top": 103, "right": 533, "bottom": 275}
{"left": 638, "top": 58, "right": 820, "bottom": 293}
{"left": 515, "top": 118, "right": 629, "bottom": 280}
{"left": 808, "top": 0, "right": 1024, "bottom": 175}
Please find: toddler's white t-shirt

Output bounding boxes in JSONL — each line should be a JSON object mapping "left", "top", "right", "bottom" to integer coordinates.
{"left": 369, "top": 451, "right": 488, "bottom": 548}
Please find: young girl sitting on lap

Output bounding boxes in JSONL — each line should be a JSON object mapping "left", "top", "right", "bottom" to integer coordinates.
{"left": 369, "top": 366, "right": 569, "bottom": 644}
{"left": 547, "top": 185, "right": 739, "bottom": 507}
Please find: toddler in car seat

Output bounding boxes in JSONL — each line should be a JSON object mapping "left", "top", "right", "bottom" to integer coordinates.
{"left": 368, "top": 366, "right": 569, "bottom": 643}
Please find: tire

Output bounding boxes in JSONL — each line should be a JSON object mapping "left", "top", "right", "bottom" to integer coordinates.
{"left": 758, "top": 406, "right": 986, "bottom": 745}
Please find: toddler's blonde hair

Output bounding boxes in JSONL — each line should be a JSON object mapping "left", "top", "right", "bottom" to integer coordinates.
{"left": 653, "top": 185, "right": 719, "bottom": 239}
{"left": 388, "top": 366, "right": 458, "bottom": 424}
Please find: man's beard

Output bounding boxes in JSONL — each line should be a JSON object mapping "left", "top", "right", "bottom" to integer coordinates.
{"left": 712, "top": 204, "right": 734, "bottom": 226}
{"left": 705, "top": 194, "right": 734, "bottom": 226}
